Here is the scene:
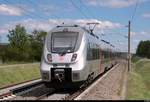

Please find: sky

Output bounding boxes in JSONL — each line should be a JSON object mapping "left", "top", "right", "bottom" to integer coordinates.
{"left": 0, "top": 0, "right": 150, "bottom": 53}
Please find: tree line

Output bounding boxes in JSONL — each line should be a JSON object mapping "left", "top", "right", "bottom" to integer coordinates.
{"left": 1, "top": 24, "right": 149, "bottom": 63}
{"left": 136, "top": 40, "right": 150, "bottom": 59}
{"left": 1, "top": 24, "right": 47, "bottom": 63}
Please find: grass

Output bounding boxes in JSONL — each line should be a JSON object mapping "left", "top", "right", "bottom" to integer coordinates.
{"left": 131, "top": 55, "right": 142, "bottom": 63}
{"left": 0, "top": 61, "right": 39, "bottom": 66}
{"left": 0, "top": 63, "right": 40, "bottom": 88}
{"left": 126, "top": 58, "right": 150, "bottom": 100}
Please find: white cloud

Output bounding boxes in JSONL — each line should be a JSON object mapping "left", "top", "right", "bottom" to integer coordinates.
{"left": 86, "top": 0, "right": 146, "bottom": 8}
{"left": 0, "top": 4, "right": 24, "bottom": 16}
{"left": 0, "top": 18, "right": 123, "bottom": 35}
{"left": 0, "top": 28, "right": 8, "bottom": 34}
{"left": 40, "top": 5, "right": 59, "bottom": 13}
{"left": 140, "top": 31, "right": 149, "bottom": 35}
{"left": 48, "top": 19, "right": 123, "bottom": 30}
{"left": 0, "top": 18, "right": 126, "bottom": 52}
{"left": 133, "top": 39, "right": 140, "bottom": 43}
{"left": 131, "top": 31, "right": 136, "bottom": 36}
{"left": 142, "top": 13, "right": 150, "bottom": 18}
{"left": 131, "top": 31, "right": 149, "bottom": 36}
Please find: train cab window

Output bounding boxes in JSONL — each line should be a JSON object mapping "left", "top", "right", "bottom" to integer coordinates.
{"left": 51, "top": 32, "right": 78, "bottom": 53}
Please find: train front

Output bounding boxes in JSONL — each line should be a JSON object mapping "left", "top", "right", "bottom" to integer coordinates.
{"left": 40, "top": 25, "right": 87, "bottom": 87}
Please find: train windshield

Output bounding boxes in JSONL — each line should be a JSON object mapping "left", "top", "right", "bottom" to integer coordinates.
{"left": 51, "top": 32, "right": 79, "bottom": 53}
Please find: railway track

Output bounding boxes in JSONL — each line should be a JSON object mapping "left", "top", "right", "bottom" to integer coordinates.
{"left": 0, "top": 77, "right": 40, "bottom": 90}
{"left": 0, "top": 80, "right": 54, "bottom": 100}
{"left": 0, "top": 63, "right": 118, "bottom": 100}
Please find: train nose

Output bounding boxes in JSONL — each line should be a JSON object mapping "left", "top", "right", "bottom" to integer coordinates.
{"left": 51, "top": 68, "right": 72, "bottom": 82}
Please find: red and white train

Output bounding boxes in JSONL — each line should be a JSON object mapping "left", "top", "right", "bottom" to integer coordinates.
{"left": 40, "top": 25, "right": 122, "bottom": 88}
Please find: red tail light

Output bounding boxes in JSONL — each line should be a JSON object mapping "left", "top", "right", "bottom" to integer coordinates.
{"left": 47, "top": 54, "right": 52, "bottom": 62}
{"left": 71, "top": 53, "right": 77, "bottom": 62}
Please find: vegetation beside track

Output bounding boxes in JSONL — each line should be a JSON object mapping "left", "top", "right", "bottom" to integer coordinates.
{"left": 0, "top": 63, "right": 40, "bottom": 88}
{"left": 126, "top": 57, "right": 150, "bottom": 99}
{"left": 130, "top": 55, "right": 141, "bottom": 63}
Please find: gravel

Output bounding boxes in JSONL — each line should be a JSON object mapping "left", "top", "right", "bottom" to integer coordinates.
{"left": 76, "top": 61, "right": 127, "bottom": 100}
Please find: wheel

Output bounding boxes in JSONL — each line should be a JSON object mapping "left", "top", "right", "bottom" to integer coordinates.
{"left": 111, "top": 64, "right": 114, "bottom": 68}
{"left": 104, "top": 67, "right": 108, "bottom": 72}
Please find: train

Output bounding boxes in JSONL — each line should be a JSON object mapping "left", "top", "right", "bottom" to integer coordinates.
{"left": 40, "top": 24, "right": 123, "bottom": 89}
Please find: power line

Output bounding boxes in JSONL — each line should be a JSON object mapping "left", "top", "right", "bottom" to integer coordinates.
{"left": 78, "top": 0, "right": 107, "bottom": 38}
{"left": 70, "top": 0, "right": 88, "bottom": 19}
{"left": 130, "top": 0, "right": 139, "bottom": 23}
{"left": 128, "top": 0, "right": 139, "bottom": 71}
{"left": 3, "top": 0, "right": 33, "bottom": 18}
{"left": 27, "top": 0, "right": 59, "bottom": 19}
{"left": 79, "top": 0, "right": 96, "bottom": 19}
{"left": 3, "top": 0, "right": 46, "bottom": 20}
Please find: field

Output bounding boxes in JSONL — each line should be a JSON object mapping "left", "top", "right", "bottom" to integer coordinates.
{"left": 126, "top": 57, "right": 150, "bottom": 100}
{"left": 0, "top": 63, "right": 40, "bottom": 89}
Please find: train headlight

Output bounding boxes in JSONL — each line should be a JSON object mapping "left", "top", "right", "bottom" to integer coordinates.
{"left": 71, "top": 53, "right": 77, "bottom": 62}
{"left": 73, "top": 73, "right": 80, "bottom": 80}
{"left": 47, "top": 54, "right": 52, "bottom": 62}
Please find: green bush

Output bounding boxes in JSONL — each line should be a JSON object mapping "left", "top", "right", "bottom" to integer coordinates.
{"left": 136, "top": 40, "right": 150, "bottom": 59}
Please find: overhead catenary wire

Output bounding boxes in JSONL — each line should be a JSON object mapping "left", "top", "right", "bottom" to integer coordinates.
{"left": 27, "top": 0, "right": 59, "bottom": 19}
{"left": 70, "top": 0, "right": 88, "bottom": 19}
{"left": 78, "top": 1, "right": 123, "bottom": 48}
{"left": 3, "top": 0, "right": 33, "bottom": 19}
{"left": 79, "top": 0, "right": 104, "bottom": 36}
{"left": 130, "top": 0, "right": 139, "bottom": 23}
{"left": 79, "top": 0, "right": 97, "bottom": 19}
{"left": 70, "top": 0, "right": 127, "bottom": 52}
{"left": 3, "top": 0, "right": 46, "bottom": 20}
{"left": 79, "top": 0, "right": 109, "bottom": 37}
{"left": 79, "top": 0, "right": 126, "bottom": 42}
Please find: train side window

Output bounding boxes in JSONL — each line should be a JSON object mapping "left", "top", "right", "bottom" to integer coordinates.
{"left": 93, "top": 48, "right": 97, "bottom": 60}
{"left": 91, "top": 43, "right": 95, "bottom": 60}
{"left": 96, "top": 44, "right": 98, "bottom": 59}
{"left": 97, "top": 48, "right": 100, "bottom": 59}
{"left": 87, "top": 43, "right": 92, "bottom": 60}
{"left": 87, "top": 43, "right": 100, "bottom": 60}
{"left": 103, "top": 50, "right": 109, "bottom": 58}
{"left": 92, "top": 47, "right": 97, "bottom": 60}
{"left": 92, "top": 48, "right": 95, "bottom": 60}
{"left": 91, "top": 46, "right": 100, "bottom": 60}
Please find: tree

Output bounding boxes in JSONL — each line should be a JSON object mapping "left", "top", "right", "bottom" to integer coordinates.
{"left": 0, "top": 43, "right": 8, "bottom": 63}
{"left": 136, "top": 40, "right": 150, "bottom": 58}
{"left": 7, "top": 24, "right": 30, "bottom": 61}
{"left": 29, "top": 30, "right": 47, "bottom": 61}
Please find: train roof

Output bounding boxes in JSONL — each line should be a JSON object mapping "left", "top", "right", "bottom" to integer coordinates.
{"left": 52, "top": 24, "right": 100, "bottom": 39}
{"left": 49, "top": 24, "right": 116, "bottom": 50}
